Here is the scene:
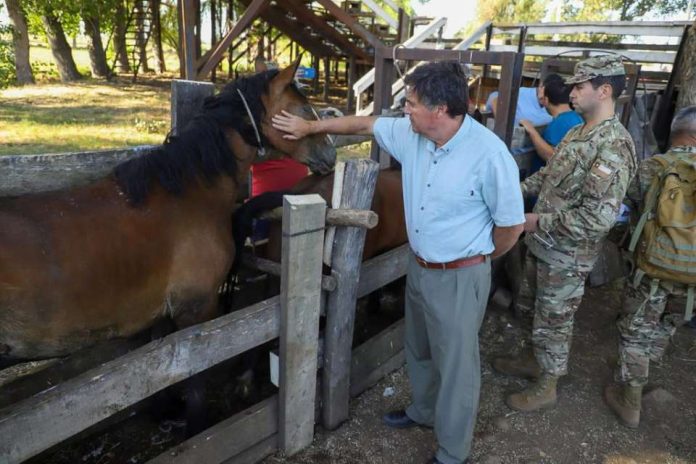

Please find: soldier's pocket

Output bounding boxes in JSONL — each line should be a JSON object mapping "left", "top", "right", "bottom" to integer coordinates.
{"left": 585, "top": 161, "right": 618, "bottom": 199}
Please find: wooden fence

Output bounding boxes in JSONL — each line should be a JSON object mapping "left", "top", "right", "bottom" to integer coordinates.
{"left": 0, "top": 186, "right": 326, "bottom": 463}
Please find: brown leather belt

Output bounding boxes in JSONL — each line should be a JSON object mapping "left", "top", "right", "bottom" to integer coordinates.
{"left": 414, "top": 254, "right": 486, "bottom": 270}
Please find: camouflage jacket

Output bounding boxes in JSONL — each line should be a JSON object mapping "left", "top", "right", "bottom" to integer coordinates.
{"left": 521, "top": 115, "right": 637, "bottom": 271}
{"left": 624, "top": 145, "right": 696, "bottom": 216}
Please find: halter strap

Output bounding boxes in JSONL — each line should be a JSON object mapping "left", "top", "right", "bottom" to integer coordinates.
{"left": 236, "top": 88, "right": 266, "bottom": 158}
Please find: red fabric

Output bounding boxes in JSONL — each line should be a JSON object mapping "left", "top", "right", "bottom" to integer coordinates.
{"left": 250, "top": 157, "right": 309, "bottom": 197}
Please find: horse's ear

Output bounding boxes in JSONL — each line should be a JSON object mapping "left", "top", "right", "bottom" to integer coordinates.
{"left": 273, "top": 57, "right": 302, "bottom": 91}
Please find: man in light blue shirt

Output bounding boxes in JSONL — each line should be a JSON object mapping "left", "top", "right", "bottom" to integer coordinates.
{"left": 272, "top": 61, "right": 524, "bottom": 464}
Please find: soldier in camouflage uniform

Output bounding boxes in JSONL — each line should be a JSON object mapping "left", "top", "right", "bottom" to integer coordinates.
{"left": 493, "top": 55, "right": 638, "bottom": 412}
{"left": 605, "top": 105, "right": 696, "bottom": 428}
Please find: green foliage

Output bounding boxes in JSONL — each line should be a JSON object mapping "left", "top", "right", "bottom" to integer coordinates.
{"left": 477, "top": 0, "right": 548, "bottom": 24}
{"left": 31, "top": 60, "right": 61, "bottom": 81}
{"left": 561, "top": 0, "right": 689, "bottom": 20}
{"left": 134, "top": 116, "right": 166, "bottom": 134}
{"left": 0, "top": 7, "right": 16, "bottom": 88}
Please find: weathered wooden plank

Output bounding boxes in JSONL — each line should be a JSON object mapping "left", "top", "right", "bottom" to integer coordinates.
{"left": 488, "top": 44, "right": 677, "bottom": 65}
{"left": 0, "top": 297, "right": 281, "bottom": 464}
{"left": 242, "top": 254, "right": 337, "bottom": 292}
{"left": 0, "top": 338, "right": 142, "bottom": 410}
{"left": 0, "top": 146, "right": 154, "bottom": 196}
{"left": 171, "top": 80, "right": 215, "bottom": 136}
{"left": 223, "top": 434, "right": 278, "bottom": 464}
{"left": 322, "top": 160, "right": 379, "bottom": 430}
{"left": 494, "top": 21, "right": 690, "bottom": 37}
{"left": 350, "top": 319, "right": 405, "bottom": 397}
{"left": 148, "top": 396, "right": 278, "bottom": 464}
{"left": 356, "top": 244, "right": 410, "bottom": 299}
{"left": 278, "top": 195, "right": 325, "bottom": 455}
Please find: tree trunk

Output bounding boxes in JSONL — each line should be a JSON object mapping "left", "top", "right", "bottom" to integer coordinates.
{"left": 676, "top": 22, "right": 696, "bottom": 111}
{"left": 135, "top": 0, "right": 152, "bottom": 73}
{"left": 83, "top": 15, "right": 111, "bottom": 78}
{"left": 211, "top": 0, "right": 217, "bottom": 81}
{"left": 151, "top": 0, "right": 166, "bottom": 73}
{"left": 113, "top": 0, "right": 132, "bottom": 73}
{"left": 41, "top": 8, "right": 82, "bottom": 81}
{"left": 5, "top": 0, "right": 34, "bottom": 85}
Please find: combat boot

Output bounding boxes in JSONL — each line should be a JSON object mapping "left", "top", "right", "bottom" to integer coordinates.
{"left": 492, "top": 349, "right": 542, "bottom": 379}
{"left": 506, "top": 374, "right": 558, "bottom": 412}
{"left": 604, "top": 384, "right": 642, "bottom": 428}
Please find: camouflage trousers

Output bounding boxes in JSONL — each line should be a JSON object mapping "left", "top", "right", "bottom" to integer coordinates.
{"left": 515, "top": 252, "right": 589, "bottom": 377}
{"left": 615, "top": 276, "right": 682, "bottom": 387}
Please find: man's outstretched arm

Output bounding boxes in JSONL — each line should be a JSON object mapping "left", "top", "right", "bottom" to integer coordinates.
{"left": 272, "top": 111, "right": 378, "bottom": 139}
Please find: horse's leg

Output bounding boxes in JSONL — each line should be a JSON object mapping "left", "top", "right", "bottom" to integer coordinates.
{"left": 171, "top": 293, "right": 221, "bottom": 437}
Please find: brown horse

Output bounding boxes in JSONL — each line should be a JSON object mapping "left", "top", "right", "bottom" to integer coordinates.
{"left": 0, "top": 61, "right": 335, "bottom": 365}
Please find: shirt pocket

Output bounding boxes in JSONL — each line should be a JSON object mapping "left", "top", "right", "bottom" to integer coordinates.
{"left": 584, "top": 160, "right": 619, "bottom": 200}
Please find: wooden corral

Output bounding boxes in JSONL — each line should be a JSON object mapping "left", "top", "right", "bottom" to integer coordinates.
{"left": 0, "top": 176, "right": 326, "bottom": 464}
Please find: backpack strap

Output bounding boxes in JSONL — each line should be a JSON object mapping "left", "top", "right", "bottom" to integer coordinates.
{"left": 628, "top": 156, "right": 673, "bottom": 253}
{"left": 685, "top": 285, "right": 695, "bottom": 322}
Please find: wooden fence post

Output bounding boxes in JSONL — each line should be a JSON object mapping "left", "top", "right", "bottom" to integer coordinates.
{"left": 322, "top": 159, "right": 379, "bottom": 430}
{"left": 170, "top": 79, "right": 215, "bottom": 136}
{"left": 279, "top": 194, "right": 326, "bottom": 455}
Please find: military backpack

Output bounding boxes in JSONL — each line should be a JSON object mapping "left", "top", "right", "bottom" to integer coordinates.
{"left": 628, "top": 155, "right": 696, "bottom": 320}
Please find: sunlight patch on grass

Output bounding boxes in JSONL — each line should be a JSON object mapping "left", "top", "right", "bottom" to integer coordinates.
{"left": 0, "top": 81, "right": 170, "bottom": 156}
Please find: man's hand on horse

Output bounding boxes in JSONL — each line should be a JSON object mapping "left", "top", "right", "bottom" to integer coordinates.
{"left": 272, "top": 110, "right": 313, "bottom": 140}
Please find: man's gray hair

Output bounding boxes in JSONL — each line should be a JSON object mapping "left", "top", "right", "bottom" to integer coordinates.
{"left": 671, "top": 105, "right": 696, "bottom": 136}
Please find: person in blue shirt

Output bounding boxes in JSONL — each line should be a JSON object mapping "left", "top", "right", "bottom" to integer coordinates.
{"left": 272, "top": 61, "right": 525, "bottom": 464}
{"left": 487, "top": 86, "right": 553, "bottom": 127}
{"left": 520, "top": 74, "right": 584, "bottom": 163}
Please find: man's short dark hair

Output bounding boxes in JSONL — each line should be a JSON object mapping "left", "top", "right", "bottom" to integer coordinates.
{"left": 589, "top": 75, "right": 626, "bottom": 100}
{"left": 670, "top": 105, "right": 696, "bottom": 138}
{"left": 542, "top": 74, "right": 572, "bottom": 105}
{"left": 403, "top": 61, "right": 468, "bottom": 117}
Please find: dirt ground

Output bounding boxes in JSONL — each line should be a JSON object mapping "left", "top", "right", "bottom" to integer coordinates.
{"left": 263, "top": 279, "right": 696, "bottom": 464}
{"left": 8, "top": 277, "right": 696, "bottom": 464}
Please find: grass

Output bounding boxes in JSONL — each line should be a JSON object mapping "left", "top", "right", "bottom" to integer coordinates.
{"left": 1, "top": 43, "right": 370, "bottom": 159}
{"left": 0, "top": 79, "right": 171, "bottom": 156}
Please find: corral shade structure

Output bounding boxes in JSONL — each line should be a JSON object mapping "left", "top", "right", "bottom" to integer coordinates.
{"left": 178, "top": 0, "right": 414, "bottom": 81}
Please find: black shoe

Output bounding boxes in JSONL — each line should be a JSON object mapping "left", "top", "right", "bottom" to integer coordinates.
{"left": 427, "top": 456, "right": 469, "bottom": 464}
{"left": 382, "top": 409, "right": 420, "bottom": 429}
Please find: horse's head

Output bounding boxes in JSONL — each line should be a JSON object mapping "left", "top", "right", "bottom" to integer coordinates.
{"left": 258, "top": 61, "right": 336, "bottom": 174}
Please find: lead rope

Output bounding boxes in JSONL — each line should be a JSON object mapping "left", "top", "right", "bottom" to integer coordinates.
{"left": 236, "top": 88, "right": 266, "bottom": 157}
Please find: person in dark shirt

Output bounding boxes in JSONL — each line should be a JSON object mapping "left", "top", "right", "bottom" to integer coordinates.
{"left": 520, "top": 74, "right": 584, "bottom": 164}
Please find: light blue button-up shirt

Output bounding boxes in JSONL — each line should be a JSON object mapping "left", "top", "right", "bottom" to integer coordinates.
{"left": 373, "top": 115, "right": 525, "bottom": 263}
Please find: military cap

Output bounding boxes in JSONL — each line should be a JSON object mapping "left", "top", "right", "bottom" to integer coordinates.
{"left": 565, "top": 55, "right": 626, "bottom": 84}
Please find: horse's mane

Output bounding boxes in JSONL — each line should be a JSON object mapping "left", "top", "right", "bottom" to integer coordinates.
{"left": 114, "top": 70, "right": 280, "bottom": 206}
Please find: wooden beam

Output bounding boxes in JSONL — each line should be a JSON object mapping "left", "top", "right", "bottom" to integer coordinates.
{"left": 0, "top": 298, "right": 281, "bottom": 463}
{"left": 322, "top": 160, "right": 379, "bottom": 431}
{"left": 0, "top": 146, "right": 155, "bottom": 196}
{"left": 170, "top": 79, "right": 215, "bottom": 135}
{"left": 357, "top": 244, "right": 409, "bottom": 298}
{"left": 198, "top": 0, "right": 270, "bottom": 79}
{"left": 181, "top": 0, "right": 197, "bottom": 79}
{"left": 493, "top": 21, "right": 691, "bottom": 37}
{"left": 350, "top": 319, "right": 405, "bottom": 397}
{"left": 250, "top": 0, "right": 336, "bottom": 57}
{"left": 279, "top": 194, "right": 325, "bottom": 455}
{"left": 314, "top": 0, "right": 383, "bottom": 49}
{"left": 283, "top": 0, "right": 369, "bottom": 60}
{"left": 147, "top": 396, "right": 278, "bottom": 464}
{"left": 494, "top": 52, "right": 525, "bottom": 147}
